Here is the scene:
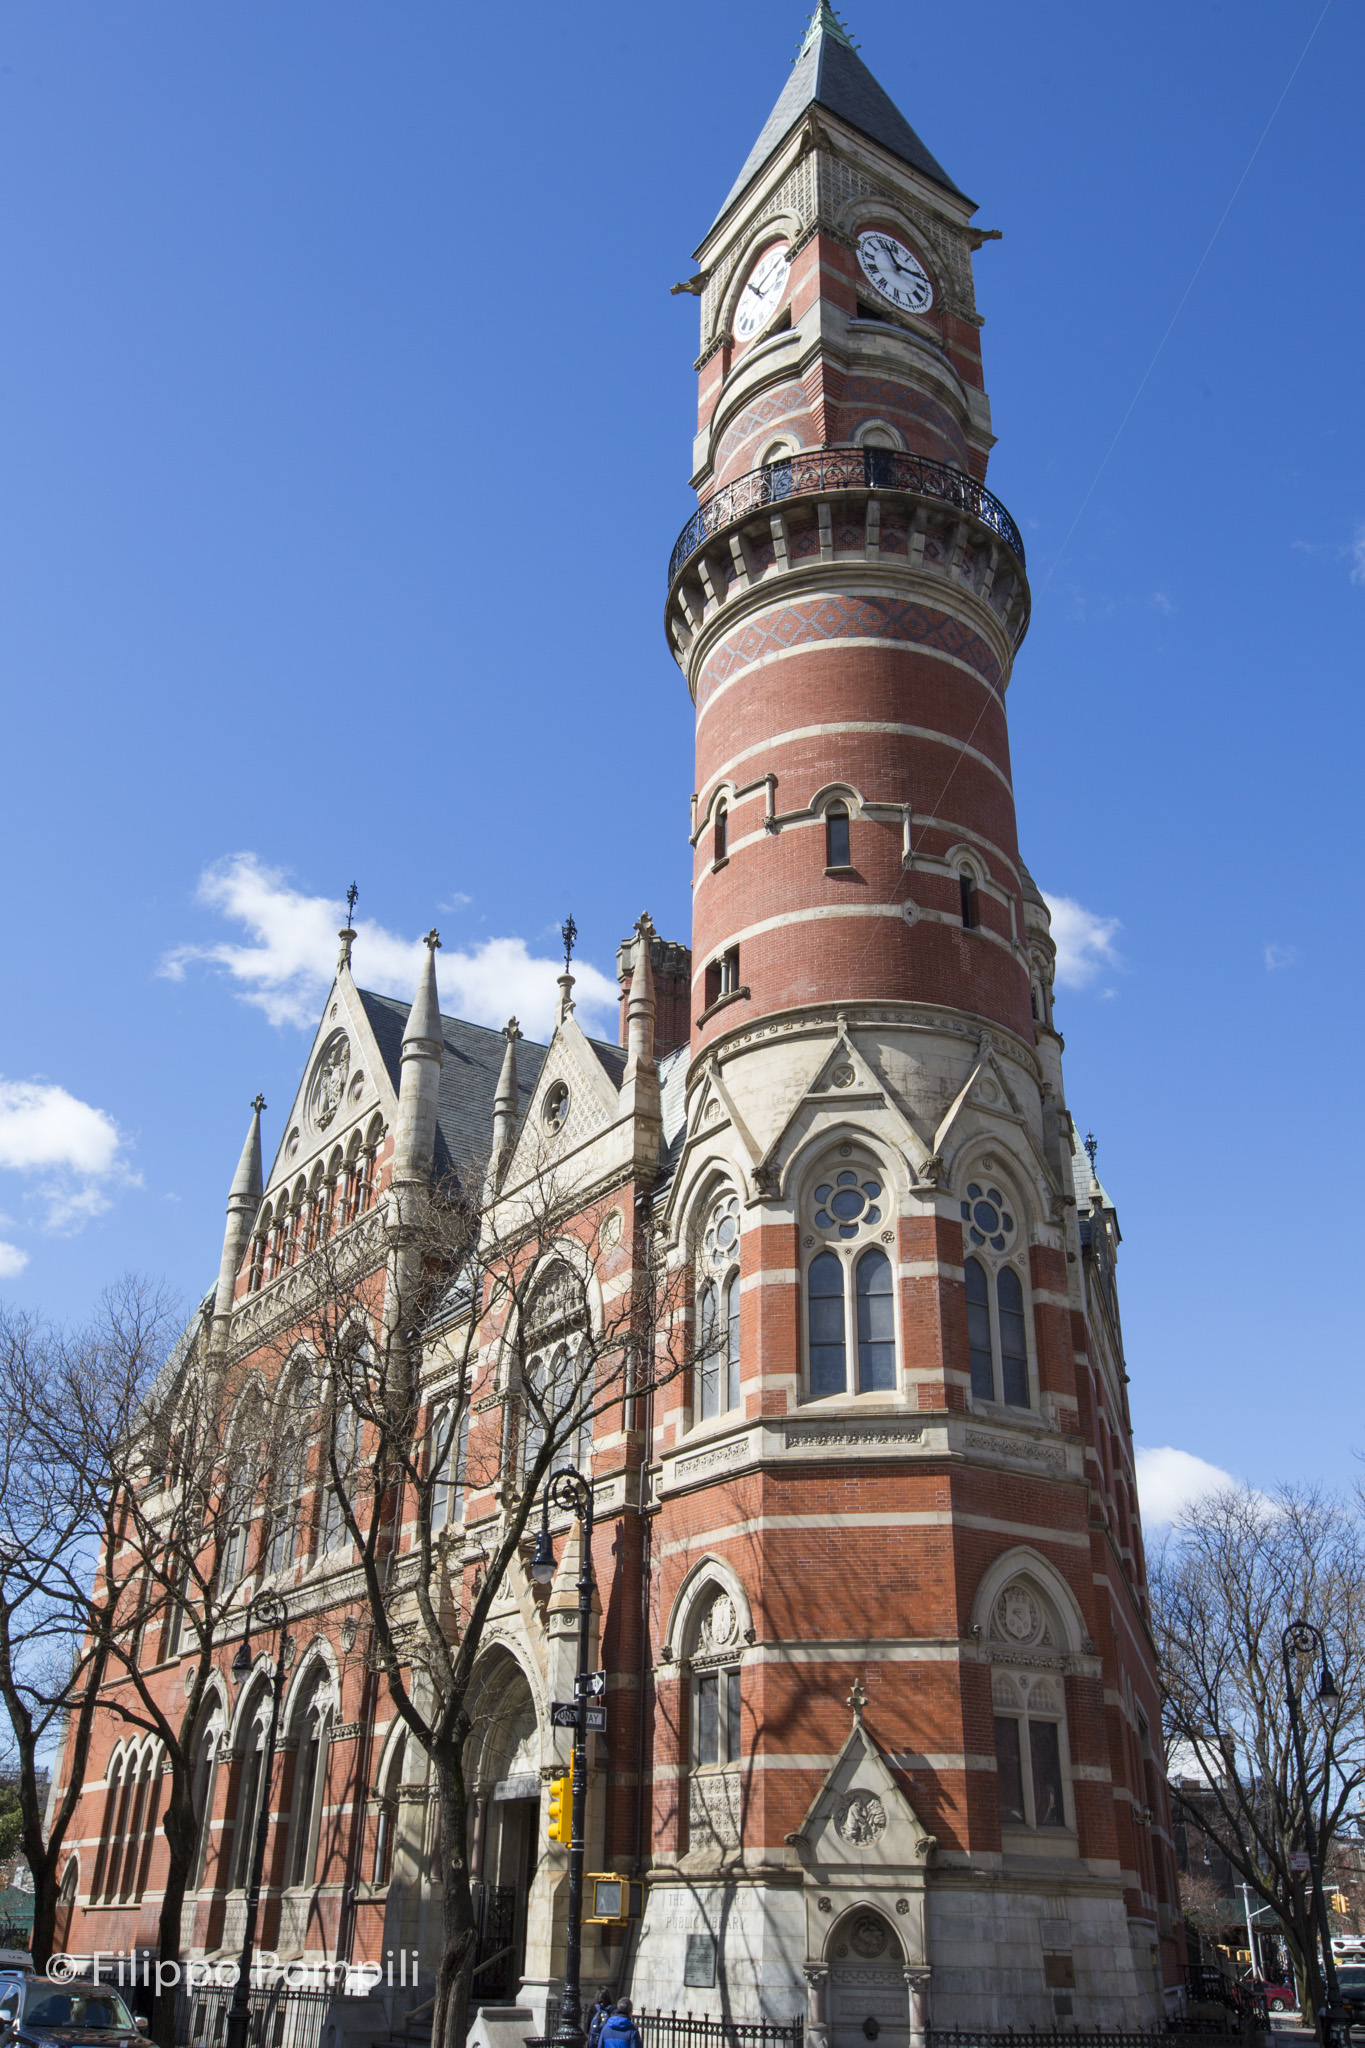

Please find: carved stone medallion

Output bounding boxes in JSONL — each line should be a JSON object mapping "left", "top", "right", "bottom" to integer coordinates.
{"left": 849, "top": 1912, "right": 889, "bottom": 1956}
{"left": 835, "top": 1791, "right": 887, "bottom": 1846}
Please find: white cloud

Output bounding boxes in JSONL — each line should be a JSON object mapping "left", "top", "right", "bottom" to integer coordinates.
{"left": 1041, "top": 892, "right": 1123, "bottom": 990}
{"left": 1135, "top": 1446, "right": 1237, "bottom": 1526}
{"left": 162, "top": 853, "right": 620, "bottom": 1040}
{"left": 0, "top": 1242, "right": 29, "bottom": 1279}
{"left": 1264, "top": 942, "right": 1297, "bottom": 972}
{"left": 0, "top": 1078, "right": 134, "bottom": 1235}
{"left": 1149, "top": 590, "right": 1174, "bottom": 616}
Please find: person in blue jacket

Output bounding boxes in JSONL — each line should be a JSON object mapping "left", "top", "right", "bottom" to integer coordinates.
{"left": 599, "top": 1998, "right": 643, "bottom": 2048}
{"left": 586, "top": 1990, "right": 615, "bottom": 2048}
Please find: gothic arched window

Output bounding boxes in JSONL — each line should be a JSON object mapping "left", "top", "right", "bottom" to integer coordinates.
{"left": 286, "top": 1676, "right": 331, "bottom": 1889}
{"left": 986, "top": 1577, "right": 1073, "bottom": 1835}
{"left": 696, "top": 1191, "right": 742, "bottom": 1422}
{"left": 713, "top": 801, "right": 728, "bottom": 864}
{"left": 803, "top": 1160, "right": 897, "bottom": 1399}
{"left": 961, "top": 1181, "right": 1032, "bottom": 1409}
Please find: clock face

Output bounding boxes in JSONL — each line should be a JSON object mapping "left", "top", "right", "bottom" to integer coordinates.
{"left": 734, "top": 241, "right": 791, "bottom": 341}
{"left": 856, "top": 230, "right": 933, "bottom": 315}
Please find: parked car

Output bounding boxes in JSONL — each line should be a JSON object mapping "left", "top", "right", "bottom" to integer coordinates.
{"left": 1248, "top": 1978, "right": 1297, "bottom": 2014}
{"left": 1333, "top": 1965, "right": 1365, "bottom": 2022}
{"left": 0, "top": 1977, "right": 147, "bottom": 2048}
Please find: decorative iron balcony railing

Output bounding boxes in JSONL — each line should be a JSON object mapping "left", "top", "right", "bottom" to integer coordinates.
{"left": 668, "top": 447, "right": 1024, "bottom": 585}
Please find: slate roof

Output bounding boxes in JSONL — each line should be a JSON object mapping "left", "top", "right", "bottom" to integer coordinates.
{"left": 357, "top": 990, "right": 629, "bottom": 1185}
{"left": 358, "top": 990, "right": 550, "bottom": 1185}
{"left": 713, "top": 15, "right": 965, "bottom": 232}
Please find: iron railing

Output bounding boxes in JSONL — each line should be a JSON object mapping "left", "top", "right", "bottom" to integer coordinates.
{"left": 176, "top": 1984, "right": 331, "bottom": 2048}
{"left": 668, "top": 448, "right": 1025, "bottom": 585}
{"left": 525, "top": 2020, "right": 803, "bottom": 2048}
{"left": 923, "top": 2028, "right": 1260, "bottom": 2045}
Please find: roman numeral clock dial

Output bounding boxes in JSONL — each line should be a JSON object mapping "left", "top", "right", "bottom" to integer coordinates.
{"left": 857, "top": 230, "right": 933, "bottom": 315}
{"left": 733, "top": 241, "right": 790, "bottom": 341}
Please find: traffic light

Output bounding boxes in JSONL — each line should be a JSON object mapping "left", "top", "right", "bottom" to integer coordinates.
{"left": 1332, "top": 1892, "right": 1350, "bottom": 1915}
{"left": 547, "top": 1773, "right": 571, "bottom": 1844}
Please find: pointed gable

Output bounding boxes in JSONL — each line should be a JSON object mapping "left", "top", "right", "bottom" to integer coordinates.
{"left": 713, "top": 11, "right": 965, "bottom": 231}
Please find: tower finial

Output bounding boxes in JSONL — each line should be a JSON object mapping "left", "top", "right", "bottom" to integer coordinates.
{"left": 797, "top": 3, "right": 857, "bottom": 59}
{"left": 1084, "top": 1130, "right": 1098, "bottom": 1173}
{"left": 345, "top": 881, "right": 359, "bottom": 926}
{"left": 338, "top": 884, "right": 360, "bottom": 972}
{"left": 847, "top": 1677, "right": 868, "bottom": 1721}
{"left": 561, "top": 914, "right": 578, "bottom": 973}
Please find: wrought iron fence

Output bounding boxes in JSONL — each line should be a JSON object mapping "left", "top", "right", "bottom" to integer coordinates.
{"left": 525, "top": 2019, "right": 803, "bottom": 2048}
{"left": 176, "top": 1984, "right": 331, "bottom": 2048}
{"left": 667, "top": 448, "right": 1025, "bottom": 584}
{"left": 923, "top": 2028, "right": 1258, "bottom": 2046}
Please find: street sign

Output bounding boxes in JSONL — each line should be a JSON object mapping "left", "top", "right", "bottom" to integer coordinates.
{"left": 1290, "top": 1852, "right": 1312, "bottom": 1873}
{"left": 576, "top": 1671, "right": 607, "bottom": 1699}
{"left": 550, "top": 1701, "right": 608, "bottom": 1732}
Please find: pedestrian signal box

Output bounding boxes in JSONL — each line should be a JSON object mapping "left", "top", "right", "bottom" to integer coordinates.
{"left": 586, "top": 1875, "right": 645, "bottom": 1923}
{"left": 546, "top": 1774, "right": 571, "bottom": 1844}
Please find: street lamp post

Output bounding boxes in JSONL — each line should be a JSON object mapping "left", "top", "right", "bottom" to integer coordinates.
{"left": 225, "top": 1594, "right": 290, "bottom": 2048}
{"left": 530, "top": 1468, "right": 596, "bottom": 2048}
{"left": 1282, "top": 1620, "right": 1350, "bottom": 2048}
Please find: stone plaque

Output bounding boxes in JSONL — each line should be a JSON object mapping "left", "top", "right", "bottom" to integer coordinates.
{"left": 684, "top": 1932, "right": 716, "bottom": 1988}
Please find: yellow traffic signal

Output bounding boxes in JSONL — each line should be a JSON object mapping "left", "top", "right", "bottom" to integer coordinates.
{"left": 1333, "top": 1893, "right": 1350, "bottom": 1915}
{"left": 547, "top": 1773, "right": 571, "bottom": 1845}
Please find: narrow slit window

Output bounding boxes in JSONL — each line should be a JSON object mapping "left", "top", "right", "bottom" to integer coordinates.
{"left": 826, "top": 802, "right": 851, "bottom": 869}
{"left": 698, "top": 1282, "right": 720, "bottom": 1420}
{"left": 714, "top": 804, "right": 728, "bottom": 863}
{"left": 965, "top": 1256, "right": 994, "bottom": 1399}
{"left": 697, "top": 1672, "right": 720, "bottom": 1765}
{"left": 807, "top": 1250, "right": 847, "bottom": 1396}
{"left": 997, "top": 1266, "right": 1030, "bottom": 1407}
{"left": 720, "top": 946, "right": 740, "bottom": 994}
{"left": 855, "top": 1248, "right": 896, "bottom": 1392}
{"left": 724, "top": 1270, "right": 741, "bottom": 1411}
{"left": 960, "top": 870, "right": 979, "bottom": 929}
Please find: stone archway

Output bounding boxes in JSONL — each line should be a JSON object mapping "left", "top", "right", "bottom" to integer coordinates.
{"left": 825, "top": 1908, "right": 909, "bottom": 2048}
{"left": 467, "top": 1654, "right": 543, "bottom": 2006}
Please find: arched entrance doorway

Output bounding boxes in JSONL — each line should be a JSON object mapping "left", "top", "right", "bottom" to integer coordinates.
{"left": 826, "top": 1909, "right": 908, "bottom": 2048}
{"left": 467, "top": 1656, "right": 543, "bottom": 2006}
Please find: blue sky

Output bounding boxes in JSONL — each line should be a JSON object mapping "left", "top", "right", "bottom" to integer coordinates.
{"left": 1, "top": 1, "right": 1360, "bottom": 1508}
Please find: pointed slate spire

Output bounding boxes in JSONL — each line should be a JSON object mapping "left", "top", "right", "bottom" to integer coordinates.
{"left": 712, "top": 9, "right": 963, "bottom": 231}
{"left": 211, "top": 1095, "right": 265, "bottom": 1344}
{"left": 486, "top": 1018, "right": 522, "bottom": 1195}
{"left": 392, "top": 930, "right": 445, "bottom": 1189}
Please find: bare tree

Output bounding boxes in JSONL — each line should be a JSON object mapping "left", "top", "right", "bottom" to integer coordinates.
{"left": 1153, "top": 1484, "right": 1365, "bottom": 2023}
{"left": 0, "top": 1283, "right": 178, "bottom": 1973}
{"left": 255, "top": 1151, "right": 688, "bottom": 2048}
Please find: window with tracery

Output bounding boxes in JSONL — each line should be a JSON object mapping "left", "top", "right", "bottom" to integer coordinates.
{"left": 696, "top": 1191, "right": 741, "bottom": 1421}
{"left": 988, "top": 1580, "right": 1071, "bottom": 1833}
{"left": 803, "top": 1160, "right": 896, "bottom": 1397}
{"left": 286, "top": 1676, "right": 331, "bottom": 1889}
{"left": 961, "top": 1180, "right": 1032, "bottom": 1408}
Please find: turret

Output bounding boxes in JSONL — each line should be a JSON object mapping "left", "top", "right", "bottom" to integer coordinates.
{"left": 618, "top": 912, "right": 661, "bottom": 1145}
{"left": 211, "top": 1094, "right": 264, "bottom": 1348}
{"left": 486, "top": 1017, "right": 522, "bottom": 1196}
{"left": 391, "top": 929, "right": 445, "bottom": 1189}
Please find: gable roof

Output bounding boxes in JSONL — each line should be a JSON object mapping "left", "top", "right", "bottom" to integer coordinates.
{"left": 356, "top": 989, "right": 625, "bottom": 1185}
{"left": 713, "top": 14, "right": 965, "bottom": 232}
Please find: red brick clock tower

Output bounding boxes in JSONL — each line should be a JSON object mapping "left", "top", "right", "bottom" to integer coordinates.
{"left": 635, "top": 7, "right": 1180, "bottom": 2034}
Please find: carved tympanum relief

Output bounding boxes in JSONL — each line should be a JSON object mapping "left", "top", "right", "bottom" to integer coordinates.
{"left": 309, "top": 1034, "right": 350, "bottom": 1133}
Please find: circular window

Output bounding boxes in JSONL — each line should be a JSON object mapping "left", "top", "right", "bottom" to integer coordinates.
{"left": 812, "top": 1169, "right": 883, "bottom": 1240}
{"left": 704, "top": 1191, "right": 740, "bottom": 1267}
{"left": 542, "top": 1082, "right": 570, "bottom": 1133}
{"left": 959, "top": 1181, "right": 1015, "bottom": 1252}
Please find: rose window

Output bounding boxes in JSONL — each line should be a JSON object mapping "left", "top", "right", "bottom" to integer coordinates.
{"left": 812, "top": 1170, "right": 883, "bottom": 1239}
{"left": 960, "top": 1182, "right": 1014, "bottom": 1252}
{"left": 704, "top": 1192, "right": 740, "bottom": 1268}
